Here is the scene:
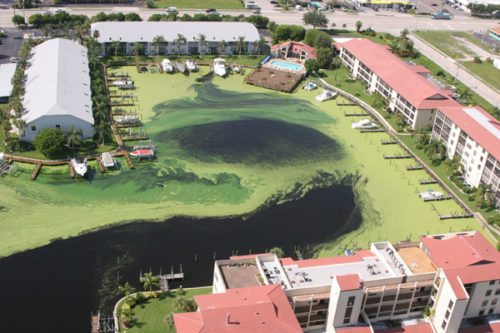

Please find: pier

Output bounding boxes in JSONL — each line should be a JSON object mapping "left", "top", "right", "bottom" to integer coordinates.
{"left": 406, "top": 166, "right": 423, "bottom": 171}
{"left": 68, "top": 162, "right": 75, "bottom": 178}
{"left": 423, "top": 196, "right": 452, "bottom": 202}
{"left": 381, "top": 141, "right": 397, "bottom": 145}
{"left": 384, "top": 155, "right": 413, "bottom": 159}
{"left": 439, "top": 214, "right": 474, "bottom": 220}
{"left": 344, "top": 112, "right": 370, "bottom": 116}
{"left": 96, "top": 157, "right": 105, "bottom": 174}
{"left": 360, "top": 129, "right": 385, "bottom": 133}
{"left": 31, "top": 163, "right": 42, "bottom": 180}
{"left": 420, "top": 179, "right": 438, "bottom": 184}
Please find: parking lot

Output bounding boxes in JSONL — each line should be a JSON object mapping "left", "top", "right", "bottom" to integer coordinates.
{"left": 0, "top": 27, "right": 24, "bottom": 64}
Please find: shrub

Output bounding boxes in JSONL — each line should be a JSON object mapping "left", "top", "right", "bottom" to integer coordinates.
{"left": 473, "top": 56, "right": 482, "bottom": 64}
{"left": 34, "top": 128, "right": 66, "bottom": 159}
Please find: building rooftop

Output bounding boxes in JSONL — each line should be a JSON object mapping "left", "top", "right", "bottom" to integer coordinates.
{"left": 219, "top": 262, "right": 261, "bottom": 289}
{"left": 490, "top": 27, "right": 500, "bottom": 35}
{"left": 0, "top": 63, "right": 17, "bottom": 98}
{"left": 437, "top": 105, "right": 500, "bottom": 162}
{"left": 271, "top": 41, "right": 317, "bottom": 59}
{"left": 22, "top": 38, "right": 93, "bottom": 124}
{"left": 91, "top": 22, "right": 260, "bottom": 44}
{"left": 396, "top": 246, "right": 437, "bottom": 274}
{"left": 173, "top": 285, "right": 302, "bottom": 333}
{"left": 375, "top": 322, "right": 434, "bottom": 333}
{"left": 335, "top": 38, "right": 459, "bottom": 109}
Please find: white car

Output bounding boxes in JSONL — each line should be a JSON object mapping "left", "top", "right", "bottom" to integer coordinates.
{"left": 166, "top": 7, "right": 178, "bottom": 12}
{"left": 43, "top": 10, "right": 51, "bottom": 15}
{"left": 55, "top": 9, "right": 66, "bottom": 13}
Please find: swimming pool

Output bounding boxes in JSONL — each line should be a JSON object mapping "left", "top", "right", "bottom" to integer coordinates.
{"left": 270, "top": 60, "right": 303, "bottom": 72}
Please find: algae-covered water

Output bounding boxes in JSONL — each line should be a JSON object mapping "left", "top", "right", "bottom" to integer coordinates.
{"left": 0, "top": 66, "right": 479, "bottom": 257}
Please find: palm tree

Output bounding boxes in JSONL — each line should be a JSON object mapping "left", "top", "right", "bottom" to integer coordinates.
{"left": 172, "top": 296, "right": 197, "bottom": 312}
{"left": 164, "top": 313, "right": 175, "bottom": 330}
{"left": 198, "top": 34, "right": 206, "bottom": 59}
{"left": 65, "top": 125, "right": 83, "bottom": 152}
{"left": 256, "top": 37, "right": 266, "bottom": 55}
{"left": 94, "top": 121, "right": 111, "bottom": 146}
{"left": 218, "top": 40, "right": 227, "bottom": 55}
{"left": 131, "top": 43, "right": 144, "bottom": 56}
{"left": 110, "top": 41, "right": 121, "bottom": 57}
{"left": 118, "top": 282, "right": 136, "bottom": 297}
{"left": 152, "top": 35, "right": 165, "bottom": 56}
{"left": 174, "top": 33, "right": 186, "bottom": 57}
{"left": 237, "top": 36, "right": 245, "bottom": 57}
{"left": 140, "top": 272, "right": 159, "bottom": 292}
{"left": 459, "top": 87, "right": 472, "bottom": 104}
{"left": 0, "top": 109, "right": 12, "bottom": 142}
{"left": 94, "top": 102, "right": 109, "bottom": 122}
{"left": 93, "top": 29, "right": 100, "bottom": 40}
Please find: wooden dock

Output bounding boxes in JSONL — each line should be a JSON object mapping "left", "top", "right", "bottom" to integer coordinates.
{"left": 384, "top": 155, "right": 413, "bottom": 159}
{"left": 360, "top": 129, "right": 385, "bottom": 133}
{"left": 122, "top": 136, "right": 148, "bottom": 142}
{"left": 337, "top": 103, "right": 357, "bottom": 106}
{"left": 91, "top": 315, "right": 99, "bottom": 333}
{"left": 115, "top": 123, "right": 141, "bottom": 129}
{"left": 122, "top": 151, "right": 135, "bottom": 169}
{"left": 420, "top": 179, "right": 438, "bottom": 184}
{"left": 31, "top": 163, "right": 41, "bottom": 180}
{"left": 345, "top": 113, "right": 370, "bottom": 116}
{"left": 96, "top": 157, "right": 105, "bottom": 173}
{"left": 110, "top": 102, "right": 134, "bottom": 107}
{"left": 439, "top": 214, "right": 474, "bottom": 220}
{"left": 381, "top": 141, "right": 397, "bottom": 145}
{"left": 68, "top": 162, "right": 75, "bottom": 178}
{"left": 423, "top": 196, "right": 452, "bottom": 202}
{"left": 406, "top": 166, "right": 423, "bottom": 171}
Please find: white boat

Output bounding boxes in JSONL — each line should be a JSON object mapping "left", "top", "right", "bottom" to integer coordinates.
{"left": 352, "top": 118, "right": 377, "bottom": 129}
{"left": 113, "top": 80, "right": 134, "bottom": 87}
{"left": 100, "top": 152, "right": 116, "bottom": 168}
{"left": 303, "top": 81, "right": 317, "bottom": 91}
{"left": 213, "top": 58, "right": 227, "bottom": 77}
{"left": 161, "top": 59, "right": 174, "bottom": 73}
{"left": 130, "top": 149, "right": 155, "bottom": 159}
{"left": 71, "top": 158, "right": 88, "bottom": 177}
{"left": 186, "top": 59, "right": 198, "bottom": 71}
{"left": 315, "top": 89, "right": 337, "bottom": 102}
{"left": 419, "top": 191, "right": 444, "bottom": 200}
{"left": 115, "top": 115, "right": 139, "bottom": 125}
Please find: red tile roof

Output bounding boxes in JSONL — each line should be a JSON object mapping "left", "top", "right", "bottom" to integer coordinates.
{"left": 375, "top": 323, "right": 434, "bottom": 333}
{"left": 271, "top": 41, "right": 317, "bottom": 59}
{"left": 337, "top": 274, "right": 361, "bottom": 291}
{"left": 459, "top": 322, "right": 500, "bottom": 333}
{"left": 437, "top": 105, "right": 500, "bottom": 162}
{"left": 421, "top": 232, "right": 500, "bottom": 299}
{"left": 355, "top": 249, "right": 377, "bottom": 258}
{"left": 489, "top": 27, "right": 500, "bottom": 35}
{"left": 173, "top": 285, "right": 302, "bottom": 333}
{"left": 335, "top": 38, "right": 459, "bottom": 109}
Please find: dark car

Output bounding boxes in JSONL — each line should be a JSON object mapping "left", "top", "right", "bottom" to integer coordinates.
{"left": 206, "top": 8, "right": 217, "bottom": 12}
{"left": 431, "top": 3, "right": 438, "bottom": 6}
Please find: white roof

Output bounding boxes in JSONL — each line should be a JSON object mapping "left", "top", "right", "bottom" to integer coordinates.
{"left": 91, "top": 22, "right": 260, "bottom": 44}
{"left": 22, "top": 38, "right": 93, "bottom": 124}
{"left": 463, "top": 107, "right": 500, "bottom": 140}
{"left": 0, "top": 63, "right": 17, "bottom": 98}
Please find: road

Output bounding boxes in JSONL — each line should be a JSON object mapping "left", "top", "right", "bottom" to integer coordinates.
{"left": 411, "top": 34, "right": 500, "bottom": 108}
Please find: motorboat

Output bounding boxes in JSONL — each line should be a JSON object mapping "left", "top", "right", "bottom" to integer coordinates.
{"left": 113, "top": 80, "right": 134, "bottom": 87}
{"left": 419, "top": 191, "right": 444, "bottom": 200}
{"left": 303, "top": 81, "right": 318, "bottom": 91}
{"left": 315, "top": 89, "right": 337, "bottom": 101}
{"left": 100, "top": 152, "right": 116, "bottom": 168}
{"left": 130, "top": 149, "right": 155, "bottom": 159}
{"left": 186, "top": 59, "right": 198, "bottom": 72}
{"left": 161, "top": 59, "right": 174, "bottom": 73}
{"left": 115, "top": 115, "right": 139, "bottom": 125}
{"left": 352, "top": 118, "right": 377, "bottom": 129}
{"left": 213, "top": 58, "right": 227, "bottom": 77}
{"left": 175, "top": 61, "right": 186, "bottom": 73}
{"left": 71, "top": 158, "right": 88, "bottom": 177}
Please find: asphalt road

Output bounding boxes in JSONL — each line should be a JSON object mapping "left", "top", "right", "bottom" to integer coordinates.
{"left": 0, "top": 27, "right": 24, "bottom": 63}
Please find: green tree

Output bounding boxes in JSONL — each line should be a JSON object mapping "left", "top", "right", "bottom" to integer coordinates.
{"left": 64, "top": 125, "right": 83, "bottom": 152}
{"left": 305, "top": 59, "right": 320, "bottom": 73}
{"left": 355, "top": 20, "right": 362, "bottom": 32}
{"left": 125, "top": 12, "right": 142, "bottom": 21}
{"left": 317, "top": 47, "right": 333, "bottom": 68}
{"left": 12, "top": 15, "right": 25, "bottom": 26}
{"left": 174, "top": 33, "right": 186, "bottom": 56}
{"left": 332, "top": 56, "right": 342, "bottom": 69}
{"left": 256, "top": 37, "right": 267, "bottom": 55}
{"left": 218, "top": 40, "right": 227, "bottom": 55}
{"left": 145, "top": 0, "right": 155, "bottom": 8}
{"left": 94, "top": 121, "right": 111, "bottom": 145}
{"left": 164, "top": 312, "right": 175, "bottom": 330}
{"left": 303, "top": 10, "right": 328, "bottom": 29}
{"left": 34, "top": 128, "right": 66, "bottom": 159}
{"left": 237, "top": 36, "right": 245, "bottom": 57}
{"left": 152, "top": 35, "right": 165, "bottom": 55}
{"left": 140, "top": 272, "right": 160, "bottom": 292}
{"left": 110, "top": 41, "right": 121, "bottom": 57}
{"left": 93, "top": 29, "right": 100, "bottom": 40}
{"left": 269, "top": 247, "right": 285, "bottom": 258}
{"left": 198, "top": 33, "right": 206, "bottom": 58}
{"left": 131, "top": 42, "right": 144, "bottom": 56}
{"left": 173, "top": 296, "right": 197, "bottom": 313}
{"left": 459, "top": 87, "right": 473, "bottom": 104}
{"left": 118, "top": 282, "right": 136, "bottom": 297}
{"left": 304, "top": 30, "right": 332, "bottom": 49}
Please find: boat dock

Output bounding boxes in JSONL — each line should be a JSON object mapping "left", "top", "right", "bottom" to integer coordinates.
{"left": 439, "top": 214, "right": 474, "bottom": 220}
{"left": 384, "top": 155, "right": 413, "bottom": 159}
{"left": 337, "top": 103, "right": 357, "bottom": 106}
{"left": 420, "top": 179, "right": 438, "bottom": 184}
{"left": 31, "top": 163, "right": 42, "bottom": 180}
{"left": 96, "top": 158, "right": 105, "bottom": 173}
{"left": 68, "top": 161, "right": 75, "bottom": 178}
{"left": 344, "top": 112, "right": 370, "bottom": 116}
{"left": 423, "top": 195, "right": 452, "bottom": 202}
{"left": 360, "top": 129, "right": 385, "bottom": 133}
{"left": 406, "top": 166, "right": 423, "bottom": 171}
{"left": 381, "top": 141, "right": 397, "bottom": 145}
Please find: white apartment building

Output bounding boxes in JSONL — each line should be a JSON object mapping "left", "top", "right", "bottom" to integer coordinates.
{"left": 431, "top": 105, "right": 500, "bottom": 206}
{"left": 335, "top": 38, "right": 459, "bottom": 129}
{"left": 91, "top": 22, "right": 259, "bottom": 56}
{"left": 208, "top": 231, "right": 500, "bottom": 333}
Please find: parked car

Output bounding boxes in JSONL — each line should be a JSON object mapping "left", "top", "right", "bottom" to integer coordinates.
{"left": 295, "top": 4, "right": 303, "bottom": 10}
{"left": 43, "top": 10, "right": 51, "bottom": 15}
{"left": 10, "top": 57, "right": 19, "bottom": 63}
{"left": 253, "top": 9, "right": 261, "bottom": 14}
{"left": 55, "top": 8, "right": 66, "bottom": 13}
{"left": 274, "top": 3, "right": 281, "bottom": 7}
{"left": 431, "top": 3, "right": 438, "bottom": 6}
{"left": 206, "top": 8, "right": 217, "bottom": 12}
{"left": 166, "top": 7, "right": 178, "bottom": 12}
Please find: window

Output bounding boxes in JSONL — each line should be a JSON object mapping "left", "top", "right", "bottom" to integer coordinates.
{"left": 448, "top": 300, "right": 454, "bottom": 309}
{"left": 490, "top": 280, "right": 496, "bottom": 285}
{"left": 492, "top": 299, "right": 498, "bottom": 305}
{"left": 31, "top": 125, "right": 36, "bottom": 131}
{"left": 479, "top": 310, "right": 485, "bottom": 316}
{"left": 445, "top": 310, "right": 450, "bottom": 319}
{"left": 343, "top": 318, "right": 350, "bottom": 324}
{"left": 486, "top": 290, "right": 492, "bottom": 296}
{"left": 482, "top": 300, "right": 489, "bottom": 307}
{"left": 495, "top": 289, "right": 500, "bottom": 295}
{"left": 441, "top": 320, "right": 447, "bottom": 329}
{"left": 488, "top": 308, "right": 494, "bottom": 315}
{"left": 347, "top": 296, "right": 355, "bottom": 307}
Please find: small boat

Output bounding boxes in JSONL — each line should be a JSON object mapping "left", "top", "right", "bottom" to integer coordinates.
{"left": 315, "top": 89, "right": 337, "bottom": 102}
{"left": 113, "top": 80, "right": 134, "bottom": 87}
{"left": 303, "top": 81, "right": 317, "bottom": 91}
{"left": 352, "top": 118, "right": 377, "bottom": 129}
{"left": 175, "top": 61, "right": 186, "bottom": 73}
{"left": 419, "top": 191, "right": 444, "bottom": 200}
{"left": 213, "top": 58, "right": 227, "bottom": 77}
{"left": 231, "top": 63, "right": 242, "bottom": 73}
{"left": 186, "top": 59, "right": 198, "bottom": 72}
{"left": 130, "top": 149, "right": 155, "bottom": 159}
{"left": 100, "top": 152, "right": 116, "bottom": 168}
{"left": 71, "top": 158, "right": 88, "bottom": 177}
{"left": 115, "top": 115, "right": 139, "bottom": 125}
{"left": 161, "top": 59, "right": 174, "bottom": 73}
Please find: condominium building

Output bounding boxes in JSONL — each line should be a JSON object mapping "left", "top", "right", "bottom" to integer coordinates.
{"left": 91, "top": 22, "right": 259, "bottom": 56}
{"left": 175, "top": 231, "right": 500, "bottom": 333}
{"left": 335, "top": 38, "right": 459, "bottom": 129}
{"left": 431, "top": 105, "right": 500, "bottom": 205}
{"left": 271, "top": 41, "right": 317, "bottom": 62}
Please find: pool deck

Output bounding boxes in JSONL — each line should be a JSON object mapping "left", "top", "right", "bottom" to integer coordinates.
{"left": 263, "top": 57, "right": 307, "bottom": 75}
{"left": 245, "top": 66, "right": 303, "bottom": 93}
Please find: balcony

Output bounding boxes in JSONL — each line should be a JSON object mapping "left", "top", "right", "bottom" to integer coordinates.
{"left": 311, "top": 303, "right": 329, "bottom": 311}
{"left": 397, "top": 293, "right": 412, "bottom": 301}
{"left": 366, "top": 297, "right": 381, "bottom": 305}
{"left": 382, "top": 295, "right": 397, "bottom": 302}
{"left": 294, "top": 306, "right": 310, "bottom": 315}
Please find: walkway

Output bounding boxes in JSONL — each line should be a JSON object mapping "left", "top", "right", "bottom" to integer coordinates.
{"left": 410, "top": 33, "right": 500, "bottom": 108}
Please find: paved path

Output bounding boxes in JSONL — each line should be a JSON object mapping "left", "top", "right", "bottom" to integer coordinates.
{"left": 410, "top": 33, "right": 500, "bottom": 108}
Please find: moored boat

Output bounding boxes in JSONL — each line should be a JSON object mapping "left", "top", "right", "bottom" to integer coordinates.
{"left": 315, "top": 89, "right": 337, "bottom": 101}
{"left": 130, "top": 149, "right": 155, "bottom": 159}
{"left": 71, "top": 158, "right": 88, "bottom": 177}
{"left": 213, "top": 58, "right": 227, "bottom": 77}
{"left": 100, "top": 152, "right": 116, "bottom": 168}
{"left": 161, "top": 59, "right": 174, "bottom": 73}
{"left": 186, "top": 59, "right": 198, "bottom": 71}
{"left": 352, "top": 118, "right": 377, "bottom": 129}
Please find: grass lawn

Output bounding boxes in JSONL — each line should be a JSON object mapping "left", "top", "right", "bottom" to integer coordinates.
{"left": 13, "top": 143, "right": 118, "bottom": 160}
{"left": 117, "top": 287, "right": 212, "bottom": 333}
{"left": 103, "top": 54, "right": 265, "bottom": 67}
{"left": 153, "top": 0, "right": 244, "bottom": 9}
{"left": 414, "top": 31, "right": 478, "bottom": 59}
{"left": 462, "top": 61, "right": 500, "bottom": 90}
